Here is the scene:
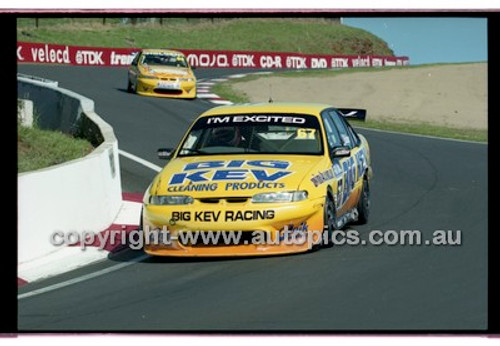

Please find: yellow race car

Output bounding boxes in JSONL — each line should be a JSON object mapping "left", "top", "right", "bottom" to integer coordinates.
{"left": 127, "top": 49, "right": 197, "bottom": 99}
{"left": 141, "top": 102, "right": 372, "bottom": 256}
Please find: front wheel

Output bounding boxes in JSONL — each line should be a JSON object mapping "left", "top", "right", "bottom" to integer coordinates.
{"left": 127, "top": 79, "right": 134, "bottom": 93}
{"left": 355, "top": 178, "right": 370, "bottom": 225}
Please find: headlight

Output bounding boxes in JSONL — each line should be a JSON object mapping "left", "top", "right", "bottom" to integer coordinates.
{"left": 251, "top": 191, "right": 308, "bottom": 203}
{"left": 149, "top": 195, "right": 193, "bottom": 205}
{"left": 179, "top": 77, "right": 195, "bottom": 82}
{"left": 139, "top": 74, "right": 158, "bottom": 80}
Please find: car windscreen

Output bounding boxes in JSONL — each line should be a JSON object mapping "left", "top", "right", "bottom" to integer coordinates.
{"left": 141, "top": 53, "right": 189, "bottom": 68}
{"left": 178, "top": 114, "right": 323, "bottom": 156}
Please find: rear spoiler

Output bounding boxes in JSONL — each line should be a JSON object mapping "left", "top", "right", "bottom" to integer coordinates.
{"left": 337, "top": 108, "right": 367, "bottom": 121}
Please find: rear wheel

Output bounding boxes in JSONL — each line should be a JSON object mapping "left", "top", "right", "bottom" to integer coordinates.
{"left": 323, "top": 195, "right": 337, "bottom": 248}
{"left": 127, "top": 79, "right": 133, "bottom": 93}
{"left": 355, "top": 178, "right": 370, "bottom": 224}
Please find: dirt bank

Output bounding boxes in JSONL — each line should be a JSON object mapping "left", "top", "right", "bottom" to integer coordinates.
{"left": 232, "top": 63, "right": 487, "bottom": 130}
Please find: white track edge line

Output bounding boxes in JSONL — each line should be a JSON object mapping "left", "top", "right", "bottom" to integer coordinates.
{"left": 119, "top": 149, "right": 162, "bottom": 172}
{"left": 18, "top": 254, "right": 151, "bottom": 299}
{"left": 18, "top": 152, "right": 158, "bottom": 297}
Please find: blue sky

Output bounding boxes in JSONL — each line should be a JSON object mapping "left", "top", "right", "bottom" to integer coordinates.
{"left": 341, "top": 17, "right": 487, "bottom": 65}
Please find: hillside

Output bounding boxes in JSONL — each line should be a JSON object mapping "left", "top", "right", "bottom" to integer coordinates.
{"left": 17, "top": 18, "right": 394, "bottom": 56}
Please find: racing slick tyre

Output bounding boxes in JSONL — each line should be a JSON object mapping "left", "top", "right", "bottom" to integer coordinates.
{"left": 354, "top": 178, "right": 370, "bottom": 225}
{"left": 323, "top": 195, "right": 337, "bottom": 248}
{"left": 127, "top": 79, "right": 133, "bottom": 93}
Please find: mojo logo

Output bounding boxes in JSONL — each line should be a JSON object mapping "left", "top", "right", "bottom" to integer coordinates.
{"left": 75, "top": 50, "right": 104, "bottom": 65}
{"left": 169, "top": 160, "right": 292, "bottom": 185}
{"left": 187, "top": 53, "right": 229, "bottom": 68}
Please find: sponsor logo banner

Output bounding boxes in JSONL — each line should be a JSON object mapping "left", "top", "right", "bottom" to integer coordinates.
{"left": 17, "top": 42, "right": 138, "bottom": 66}
{"left": 17, "top": 42, "right": 410, "bottom": 68}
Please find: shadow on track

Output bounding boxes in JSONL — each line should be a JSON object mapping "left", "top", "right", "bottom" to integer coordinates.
{"left": 107, "top": 244, "right": 312, "bottom": 265}
{"left": 115, "top": 87, "right": 130, "bottom": 94}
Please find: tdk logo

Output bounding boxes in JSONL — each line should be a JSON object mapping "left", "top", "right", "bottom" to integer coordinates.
{"left": 169, "top": 160, "right": 292, "bottom": 184}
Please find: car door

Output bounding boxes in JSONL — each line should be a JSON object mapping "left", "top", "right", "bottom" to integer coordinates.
{"left": 322, "top": 109, "right": 364, "bottom": 215}
{"left": 321, "top": 110, "right": 349, "bottom": 217}
{"left": 339, "top": 111, "right": 370, "bottom": 195}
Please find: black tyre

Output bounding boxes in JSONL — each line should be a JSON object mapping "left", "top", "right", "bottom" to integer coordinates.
{"left": 323, "top": 195, "right": 337, "bottom": 248}
{"left": 355, "top": 178, "right": 370, "bottom": 225}
{"left": 127, "top": 79, "right": 133, "bottom": 93}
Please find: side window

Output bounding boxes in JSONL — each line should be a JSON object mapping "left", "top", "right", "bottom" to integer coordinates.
{"left": 328, "top": 110, "right": 354, "bottom": 149}
{"left": 321, "top": 111, "right": 342, "bottom": 151}
{"left": 340, "top": 116, "right": 361, "bottom": 147}
{"left": 131, "top": 52, "right": 140, "bottom": 66}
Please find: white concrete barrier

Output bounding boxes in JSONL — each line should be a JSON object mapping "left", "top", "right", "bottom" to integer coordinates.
{"left": 17, "top": 99, "right": 34, "bottom": 127}
{"left": 17, "top": 76, "right": 122, "bottom": 264}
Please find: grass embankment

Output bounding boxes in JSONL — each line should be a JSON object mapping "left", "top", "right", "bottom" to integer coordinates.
{"left": 18, "top": 124, "right": 94, "bottom": 173}
{"left": 17, "top": 17, "right": 394, "bottom": 56}
{"left": 212, "top": 65, "right": 487, "bottom": 143}
{"left": 349, "top": 120, "right": 487, "bottom": 142}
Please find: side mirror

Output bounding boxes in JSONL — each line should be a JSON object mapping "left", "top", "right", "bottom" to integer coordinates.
{"left": 158, "top": 148, "right": 174, "bottom": 160}
{"left": 332, "top": 146, "right": 351, "bottom": 158}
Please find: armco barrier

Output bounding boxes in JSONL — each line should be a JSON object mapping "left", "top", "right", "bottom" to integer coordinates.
{"left": 17, "top": 42, "right": 409, "bottom": 69}
{"left": 17, "top": 75, "right": 122, "bottom": 264}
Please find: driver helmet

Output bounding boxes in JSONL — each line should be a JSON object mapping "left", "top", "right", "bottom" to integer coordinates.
{"left": 211, "top": 127, "right": 241, "bottom": 146}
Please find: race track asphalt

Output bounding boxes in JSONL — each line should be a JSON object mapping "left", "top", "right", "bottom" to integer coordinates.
{"left": 17, "top": 64, "right": 488, "bottom": 331}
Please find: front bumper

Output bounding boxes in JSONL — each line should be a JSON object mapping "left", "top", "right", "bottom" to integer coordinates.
{"left": 136, "top": 78, "right": 197, "bottom": 99}
{"left": 142, "top": 198, "right": 325, "bottom": 257}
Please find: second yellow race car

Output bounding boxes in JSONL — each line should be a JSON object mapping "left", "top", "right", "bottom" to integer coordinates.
{"left": 127, "top": 49, "right": 197, "bottom": 99}
{"left": 141, "top": 102, "right": 372, "bottom": 256}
